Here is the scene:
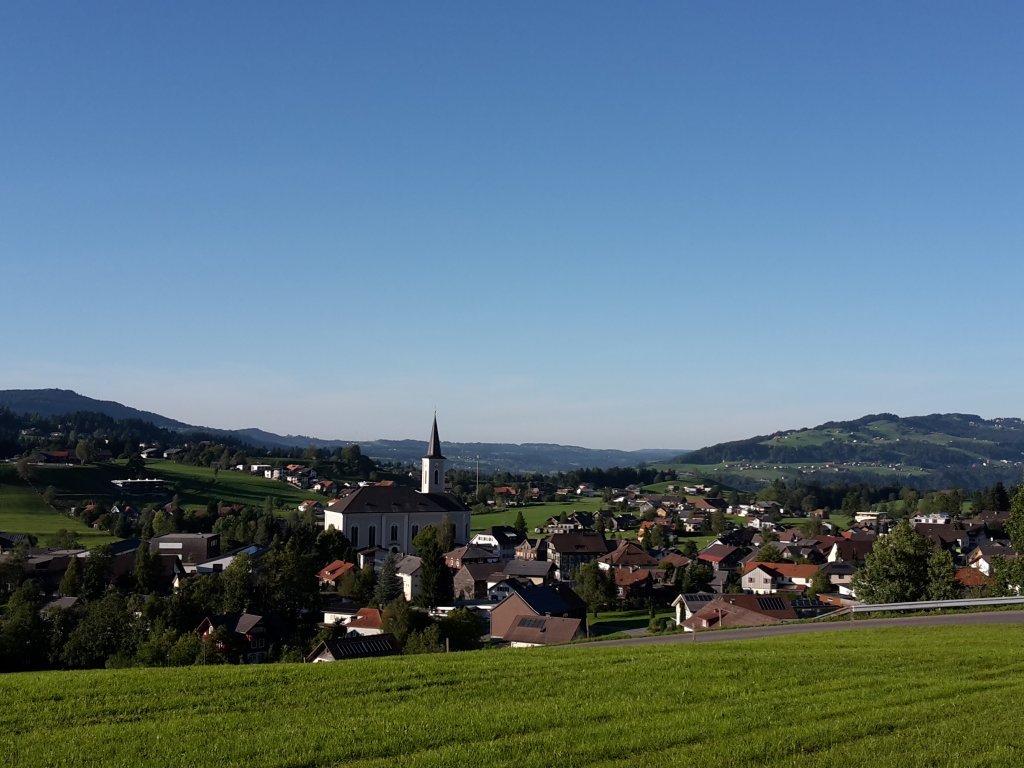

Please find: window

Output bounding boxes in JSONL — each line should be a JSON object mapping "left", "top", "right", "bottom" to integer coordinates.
{"left": 390, "top": 524, "right": 398, "bottom": 542}
{"left": 434, "top": 469, "right": 439, "bottom": 485}
{"left": 350, "top": 526, "right": 358, "bottom": 548}
{"left": 411, "top": 524, "right": 419, "bottom": 540}
{"left": 368, "top": 526, "right": 376, "bottom": 548}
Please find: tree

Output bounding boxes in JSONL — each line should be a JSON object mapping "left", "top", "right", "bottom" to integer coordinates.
{"left": 42, "top": 485, "right": 57, "bottom": 506}
{"left": 808, "top": 569, "right": 833, "bottom": 598}
{"left": 926, "top": 547, "right": 961, "bottom": 601}
{"left": 75, "top": 439, "right": 95, "bottom": 465}
{"left": 512, "top": 510, "right": 528, "bottom": 540}
{"left": 81, "top": 545, "right": 113, "bottom": 599}
{"left": 574, "top": 561, "right": 615, "bottom": 616}
{"left": 755, "top": 543, "right": 785, "bottom": 563}
{"left": 678, "top": 561, "right": 713, "bottom": 593}
{"left": 1007, "top": 486, "right": 1024, "bottom": 552}
{"left": 0, "top": 581, "right": 49, "bottom": 671}
{"left": 413, "top": 526, "right": 453, "bottom": 610}
{"left": 644, "top": 524, "right": 667, "bottom": 550}
{"left": 125, "top": 453, "right": 146, "bottom": 478}
{"left": 851, "top": 520, "right": 933, "bottom": 604}
{"left": 220, "top": 552, "right": 254, "bottom": 614}
{"left": 373, "top": 554, "right": 403, "bottom": 607}
{"left": 133, "top": 544, "right": 163, "bottom": 594}
{"left": 437, "top": 608, "right": 487, "bottom": 651}
{"left": 381, "top": 596, "right": 415, "bottom": 645}
{"left": 710, "top": 510, "right": 728, "bottom": 535}
{"left": 60, "top": 591, "right": 135, "bottom": 669}
{"left": 15, "top": 455, "right": 34, "bottom": 483}
{"left": 351, "top": 565, "right": 378, "bottom": 605}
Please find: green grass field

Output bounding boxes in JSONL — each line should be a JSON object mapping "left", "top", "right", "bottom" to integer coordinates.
{"left": 3, "top": 624, "right": 1023, "bottom": 767}
{"left": 470, "top": 497, "right": 606, "bottom": 535}
{"left": 143, "top": 460, "right": 330, "bottom": 509}
{"left": 0, "top": 466, "right": 119, "bottom": 546}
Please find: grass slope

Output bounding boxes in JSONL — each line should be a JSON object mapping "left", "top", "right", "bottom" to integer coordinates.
{"left": 0, "top": 466, "right": 118, "bottom": 545}
{"left": 143, "top": 460, "right": 329, "bottom": 509}
{"left": 4, "top": 625, "right": 1023, "bottom": 767}
{"left": 470, "top": 498, "right": 606, "bottom": 535}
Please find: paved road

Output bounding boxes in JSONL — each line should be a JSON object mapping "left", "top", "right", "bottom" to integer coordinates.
{"left": 581, "top": 609, "right": 1024, "bottom": 647}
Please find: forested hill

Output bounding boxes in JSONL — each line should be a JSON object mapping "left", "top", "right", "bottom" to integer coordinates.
{"left": 677, "top": 413, "right": 1024, "bottom": 470}
{"left": 0, "top": 389, "right": 683, "bottom": 473}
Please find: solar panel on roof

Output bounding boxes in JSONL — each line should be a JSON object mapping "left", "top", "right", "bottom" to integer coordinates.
{"left": 519, "top": 617, "right": 546, "bottom": 628}
{"left": 756, "top": 596, "right": 787, "bottom": 611}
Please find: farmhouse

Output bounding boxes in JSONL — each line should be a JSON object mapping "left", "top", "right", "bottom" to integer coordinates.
{"left": 322, "top": 417, "right": 471, "bottom": 554}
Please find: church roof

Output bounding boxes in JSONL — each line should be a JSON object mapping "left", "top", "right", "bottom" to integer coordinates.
{"left": 425, "top": 415, "right": 445, "bottom": 460}
{"left": 325, "top": 486, "right": 468, "bottom": 515}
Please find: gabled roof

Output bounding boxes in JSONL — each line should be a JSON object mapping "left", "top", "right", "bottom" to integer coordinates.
{"left": 955, "top": 567, "right": 990, "bottom": 588}
{"left": 547, "top": 532, "right": 609, "bottom": 555}
{"left": 305, "top": 633, "right": 400, "bottom": 662}
{"left": 395, "top": 555, "right": 423, "bottom": 575}
{"left": 501, "top": 560, "right": 555, "bottom": 579}
{"left": 348, "top": 608, "right": 383, "bottom": 630}
{"left": 599, "top": 541, "right": 659, "bottom": 568}
{"left": 614, "top": 569, "right": 653, "bottom": 587}
{"left": 326, "top": 486, "right": 468, "bottom": 515}
{"left": 698, "top": 544, "right": 740, "bottom": 564}
{"left": 502, "top": 582, "right": 587, "bottom": 616}
{"left": 458, "top": 561, "right": 506, "bottom": 580}
{"left": 318, "top": 560, "right": 356, "bottom": 581}
{"left": 504, "top": 615, "right": 582, "bottom": 646}
{"left": 742, "top": 561, "right": 820, "bottom": 580}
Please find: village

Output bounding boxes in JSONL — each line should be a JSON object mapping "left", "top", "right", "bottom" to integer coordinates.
{"left": 2, "top": 416, "right": 1019, "bottom": 670}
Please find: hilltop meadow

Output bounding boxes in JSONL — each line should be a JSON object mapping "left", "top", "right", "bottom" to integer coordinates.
{"left": 4, "top": 624, "right": 1023, "bottom": 767}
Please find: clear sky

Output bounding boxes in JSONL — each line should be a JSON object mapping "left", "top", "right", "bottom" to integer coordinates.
{"left": 2, "top": 2, "right": 1023, "bottom": 451}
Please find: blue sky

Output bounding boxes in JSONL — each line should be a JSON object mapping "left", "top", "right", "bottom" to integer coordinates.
{"left": 2, "top": 2, "right": 1023, "bottom": 451}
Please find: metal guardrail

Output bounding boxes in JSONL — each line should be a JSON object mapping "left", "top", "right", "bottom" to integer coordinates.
{"left": 850, "top": 595, "right": 1024, "bottom": 614}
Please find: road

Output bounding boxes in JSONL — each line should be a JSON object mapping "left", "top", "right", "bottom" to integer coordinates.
{"left": 580, "top": 609, "right": 1024, "bottom": 647}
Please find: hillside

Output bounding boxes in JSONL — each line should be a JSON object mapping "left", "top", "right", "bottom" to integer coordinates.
{"left": 671, "top": 413, "right": 1024, "bottom": 490}
{"left": 4, "top": 624, "right": 1022, "bottom": 767}
{"left": 0, "top": 389, "right": 683, "bottom": 473}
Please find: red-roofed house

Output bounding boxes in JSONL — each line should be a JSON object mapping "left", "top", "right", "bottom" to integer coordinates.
{"left": 347, "top": 608, "right": 384, "bottom": 636}
{"left": 318, "top": 560, "right": 355, "bottom": 587}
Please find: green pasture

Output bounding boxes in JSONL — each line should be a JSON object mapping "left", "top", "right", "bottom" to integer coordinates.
{"left": 0, "top": 466, "right": 118, "bottom": 546}
{"left": 143, "top": 460, "right": 329, "bottom": 510}
{"left": 470, "top": 497, "right": 606, "bottom": 535}
{"left": 4, "top": 624, "right": 1024, "bottom": 767}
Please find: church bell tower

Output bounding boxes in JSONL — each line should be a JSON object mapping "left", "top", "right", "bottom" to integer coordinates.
{"left": 421, "top": 414, "right": 446, "bottom": 494}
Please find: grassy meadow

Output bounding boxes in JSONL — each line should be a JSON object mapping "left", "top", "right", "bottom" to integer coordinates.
{"left": 470, "top": 497, "right": 606, "bottom": 534}
{"left": 3, "top": 624, "right": 1023, "bottom": 767}
{"left": 0, "top": 465, "right": 119, "bottom": 546}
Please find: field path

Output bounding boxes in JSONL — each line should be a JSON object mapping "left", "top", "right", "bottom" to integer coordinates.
{"left": 581, "top": 609, "right": 1024, "bottom": 647}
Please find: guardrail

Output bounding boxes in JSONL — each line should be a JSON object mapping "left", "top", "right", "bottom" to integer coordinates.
{"left": 850, "top": 595, "right": 1024, "bottom": 615}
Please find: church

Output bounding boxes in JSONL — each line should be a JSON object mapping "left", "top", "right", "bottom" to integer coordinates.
{"left": 322, "top": 416, "right": 471, "bottom": 554}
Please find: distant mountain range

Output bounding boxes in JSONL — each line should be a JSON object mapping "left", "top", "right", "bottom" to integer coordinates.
{"left": 675, "top": 412, "right": 1024, "bottom": 489}
{"left": 0, "top": 389, "right": 684, "bottom": 473}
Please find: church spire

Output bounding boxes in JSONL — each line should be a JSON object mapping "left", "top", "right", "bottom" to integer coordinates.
{"left": 421, "top": 414, "right": 446, "bottom": 494}
{"left": 425, "top": 413, "right": 445, "bottom": 460}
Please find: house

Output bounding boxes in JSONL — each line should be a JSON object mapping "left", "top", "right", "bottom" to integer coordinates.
{"left": 298, "top": 499, "right": 323, "bottom": 513}
{"left": 515, "top": 538, "right": 547, "bottom": 562}
{"left": 453, "top": 561, "right": 506, "bottom": 600}
{"left": 396, "top": 555, "right": 423, "bottom": 602}
{"left": 504, "top": 615, "right": 583, "bottom": 647}
{"left": 499, "top": 559, "right": 555, "bottom": 585}
{"left": 741, "top": 562, "right": 820, "bottom": 594}
{"left": 318, "top": 560, "right": 356, "bottom": 588}
{"left": 613, "top": 568, "right": 654, "bottom": 600}
{"left": 196, "top": 613, "right": 270, "bottom": 663}
{"left": 682, "top": 594, "right": 798, "bottom": 632}
{"left": 305, "top": 634, "right": 401, "bottom": 662}
{"left": 697, "top": 544, "right": 745, "bottom": 572}
{"left": 323, "top": 417, "right": 470, "bottom": 553}
{"left": 444, "top": 545, "right": 500, "bottom": 570}
{"left": 0, "top": 532, "right": 34, "bottom": 553}
{"left": 597, "top": 540, "right": 658, "bottom": 571}
{"left": 313, "top": 479, "right": 337, "bottom": 495}
{"left": 194, "top": 544, "right": 268, "bottom": 575}
{"left": 346, "top": 608, "right": 385, "bottom": 636}
{"left": 827, "top": 538, "right": 875, "bottom": 566}
{"left": 150, "top": 533, "right": 220, "bottom": 569}
{"left": 546, "top": 532, "right": 610, "bottom": 581}
{"left": 470, "top": 526, "right": 523, "bottom": 560}
{"left": 489, "top": 582, "right": 588, "bottom": 640}
{"left": 955, "top": 567, "right": 991, "bottom": 591}
{"left": 966, "top": 543, "right": 1016, "bottom": 576}
{"left": 670, "top": 592, "right": 717, "bottom": 626}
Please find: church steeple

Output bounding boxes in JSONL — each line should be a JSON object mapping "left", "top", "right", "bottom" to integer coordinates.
{"left": 421, "top": 414, "right": 446, "bottom": 494}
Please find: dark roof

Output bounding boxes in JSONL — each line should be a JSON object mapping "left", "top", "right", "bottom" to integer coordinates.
{"left": 459, "top": 561, "right": 506, "bottom": 580}
{"left": 199, "top": 613, "right": 264, "bottom": 635}
{"left": 501, "top": 560, "right": 555, "bottom": 578}
{"left": 547, "top": 532, "right": 609, "bottom": 555}
{"left": 425, "top": 415, "right": 445, "bottom": 459}
{"left": 305, "top": 633, "right": 401, "bottom": 662}
{"left": 326, "top": 485, "right": 468, "bottom": 515}
{"left": 505, "top": 582, "right": 587, "bottom": 616}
